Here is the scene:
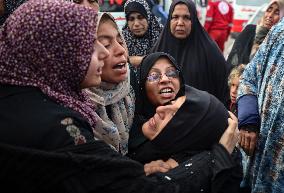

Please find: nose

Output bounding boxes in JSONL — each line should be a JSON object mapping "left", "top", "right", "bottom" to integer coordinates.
{"left": 231, "top": 85, "right": 238, "bottom": 94}
{"left": 159, "top": 74, "right": 171, "bottom": 83}
{"left": 97, "top": 41, "right": 109, "bottom": 61}
{"left": 114, "top": 40, "right": 126, "bottom": 57}
{"left": 133, "top": 19, "right": 140, "bottom": 26}
{"left": 177, "top": 17, "right": 184, "bottom": 25}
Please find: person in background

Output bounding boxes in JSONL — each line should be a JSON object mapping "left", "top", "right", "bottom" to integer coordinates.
{"left": 237, "top": 17, "right": 284, "bottom": 193}
{"left": 227, "top": 0, "right": 284, "bottom": 67}
{"left": 151, "top": 0, "right": 229, "bottom": 104}
{"left": 123, "top": 0, "right": 163, "bottom": 67}
{"left": 227, "top": 64, "right": 245, "bottom": 115}
{"left": 204, "top": 0, "right": 233, "bottom": 52}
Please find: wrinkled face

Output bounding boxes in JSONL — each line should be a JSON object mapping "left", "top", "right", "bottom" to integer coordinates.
{"left": 170, "top": 3, "right": 192, "bottom": 39}
{"left": 97, "top": 19, "right": 128, "bottom": 84}
{"left": 127, "top": 12, "right": 149, "bottom": 37}
{"left": 80, "top": 40, "right": 109, "bottom": 88}
{"left": 145, "top": 57, "right": 181, "bottom": 106}
{"left": 263, "top": 2, "right": 280, "bottom": 29}
{"left": 229, "top": 76, "right": 240, "bottom": 104}
{"left": 74, "top": 0, "right": 99, "bottom": 11}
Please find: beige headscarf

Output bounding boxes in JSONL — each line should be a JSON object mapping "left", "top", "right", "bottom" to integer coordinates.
{"left": 86, "top": 13, "right": 135, "bottom": 155}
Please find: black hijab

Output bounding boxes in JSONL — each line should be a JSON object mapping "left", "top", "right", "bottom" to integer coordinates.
{"left": 139, "top": 52, "right": 185, "bottom": 119}
{"left": 151, "top": 0, "right": 229, "bottom": 103}
{"left": 226, "top": 24, "right": 257, "bottom": 67}
{"left": 128, "top": 52, "right": 184, "bottom": 152}
{"left": 129, "top": 52, "right": 228, "bottom": 163}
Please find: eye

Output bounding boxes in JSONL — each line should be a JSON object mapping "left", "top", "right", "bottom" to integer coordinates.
{"left": 73, "top": 0, "right": 82, "bottom": 3}
{"left": 166, "top": 70, "right": 179, "bottom": 78}
{"left": 147, "top": 73, "right": 161, "bottom": 82}
{"left": 128, "top": 17, "right": 135, "bottom": 22}
{"left": 171, "top": 15, "right": 178, "bottom": 20}
{"left": 184, "top": 15, "right": 191, "bottom": 20}
{"left": 137, "top": 15, "right": 146, "bottom": 20}
{"left": 117, "top": 38, "right": 124, "bottom": 46}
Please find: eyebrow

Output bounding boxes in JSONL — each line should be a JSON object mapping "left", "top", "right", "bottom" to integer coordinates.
{"left": 98, "top": 34, "right": 122, "bottom": 41}
{"left": 150, "top": 66, "right": 175, "bottom": 71}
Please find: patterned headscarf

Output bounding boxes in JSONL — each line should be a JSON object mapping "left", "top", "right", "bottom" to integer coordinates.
{"left": 237, "top": 18, "right": 284, "bottom": 192}
{"left": 0, "top": 0, "right": 99, "bottom": 130}
{"left": 122, "top": 0, "right": 163, "bottom": 56}
{"left": 86, "top": 13, "right": 135, "bottom": 155}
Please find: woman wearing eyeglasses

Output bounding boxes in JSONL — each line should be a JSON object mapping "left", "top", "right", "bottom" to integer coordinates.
{"left": 128, "top": 52, "right": 242, "bottom": 192}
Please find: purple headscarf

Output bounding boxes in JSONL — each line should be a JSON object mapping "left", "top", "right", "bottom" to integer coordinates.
{"left": 0, "top": 0, "right": 99, "bottom": 129}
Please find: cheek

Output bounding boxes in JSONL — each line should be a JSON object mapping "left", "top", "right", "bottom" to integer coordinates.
{"left": 146, "top": 84, "right": 158, "bottom": 104}
{"left": 186, "top": 23, "right": 191, "bottom": 32}
{"left": 128, "top": 21, "right": 134, "bottom": 29}
{"left": 101, "top": 63, "right": 112, "bottom": 79}
{"left": 170, "top": 22, "right": 175, "bottom": 32}
{"left": 273, "top": 15, "right": 280, "bottom": 24}
{"left": 143, "top": 20, "right": 149, "bottom": 28}
{"left": 173, "top": 80, "right": 180, "bottom": 94}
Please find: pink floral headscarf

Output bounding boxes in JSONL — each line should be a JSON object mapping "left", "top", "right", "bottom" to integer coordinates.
{"left": 0, "top": 0, "right": 99, "bottom": 129}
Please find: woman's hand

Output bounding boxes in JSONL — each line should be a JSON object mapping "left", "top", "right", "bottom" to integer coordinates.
{"left": 219, "top": 111, "right": 239, "bottom": 154}
{"left": 144, "top": 158, "right": 178, "bottom": 176}
{"left": 239, "top": 129, "right": 257, "bottom": 156}
{"left": 142, "top": 96, "right": 185, "bottom": 140}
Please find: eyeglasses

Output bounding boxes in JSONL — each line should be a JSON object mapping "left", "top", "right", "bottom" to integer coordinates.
{"left": 146, "top": 69, "right": 179, "bottom": 83}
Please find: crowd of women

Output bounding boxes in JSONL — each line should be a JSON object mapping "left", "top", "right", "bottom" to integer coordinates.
{"left": 0, "top": 0, "right": 283, "bottom": 193}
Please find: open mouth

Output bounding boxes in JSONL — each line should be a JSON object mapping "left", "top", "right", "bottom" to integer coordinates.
{"left": 159, "top": 88, "right": 175, "bottom": 98}
{"left": 113, "top": 63, "right": 126, "bottom": 70}
{"left": 159, "top": 88, "right": 174, "bottom": 94}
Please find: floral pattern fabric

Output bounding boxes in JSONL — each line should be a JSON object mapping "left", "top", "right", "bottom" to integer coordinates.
{"left": 238, "top": 18, "right": 284, "bottom": 193}
{"left": 0, "top": 0, "right": 99, "bottom": 130}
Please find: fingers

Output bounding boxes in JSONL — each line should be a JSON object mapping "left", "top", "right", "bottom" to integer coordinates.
{"left": 239, "top": 130, "right": 246, "bottom": 148}
{"left": 228, "top": 111, "right": 238, "bottom": 122}
{"left": 244, "top": 131, "right": 250, "bottom": 152}
{"left": 144, "top": 160, "right": 171, "bottom": 176}
{"left": 219, "top": 118, "right": 239, "bottom": 154}
{"left": 249, "top": 132, "right": 257, "bottom": 156}
{"left": 239, "top": 130, "right": 258, "bottom": 156}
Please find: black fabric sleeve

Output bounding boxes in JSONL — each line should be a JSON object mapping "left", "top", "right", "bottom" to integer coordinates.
{"left": 239, "top": 124, "right": 259, "bottom": 133}
{"left": 0, "top": 141, "right": 239, "bottom": 193}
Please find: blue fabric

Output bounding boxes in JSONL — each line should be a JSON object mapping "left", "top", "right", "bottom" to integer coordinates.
{"left": 237, "top": 17, "right": 284, "bottom": 193}
{"left": 237, "top": 95, "right": 260, "bottom": 128}
{"left": 152, "top": 5, "right": 168, "bottom": 25}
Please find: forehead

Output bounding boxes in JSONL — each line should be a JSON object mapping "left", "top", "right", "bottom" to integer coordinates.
{"left": 97, "top": 19, "right": 119, "bottom": 37}
{"left": 267, "top": 2, "right": 279, "bottom": 10}
{"left": 231, "top": 76, "right": 240, "bottom": 83}
{"left": 129, "top": 12, "right": 144, "bottom": 17}
{"left": 172, "top": 3, "right": 190, "bottom": 15}
{"left": 151, "top": 57, "right": 175, "bottom": 70}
